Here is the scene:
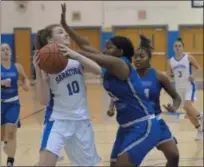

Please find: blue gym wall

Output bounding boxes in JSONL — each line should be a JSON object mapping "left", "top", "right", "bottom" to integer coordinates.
{"left": 1, "top": 30, "right": 178, "bottom": 62}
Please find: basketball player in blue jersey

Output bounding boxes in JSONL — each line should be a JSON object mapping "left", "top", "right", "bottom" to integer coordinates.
{"left": 167, "top": 38, "right": 203, "bottom": 140}
{"left": 108, "top": 35, "right": 181, "bottom": 167}
{"left": 33, "top": 24, "right": 101, "bottom": 166}
{"left": 1, "top": 43, "right": 30, "bottom": 166}
{"left": 60, "top": 4, "right": 162, "bottom": 166}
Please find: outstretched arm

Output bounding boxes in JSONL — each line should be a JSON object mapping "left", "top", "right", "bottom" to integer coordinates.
{"left": 60, "top": 3, "right": 100, "bottom": 54}
{"left": 59, "top": 44, "right": 101, "bottom": 75}
{"left": 78, "top": 50, "right": 130, "bottom": 81}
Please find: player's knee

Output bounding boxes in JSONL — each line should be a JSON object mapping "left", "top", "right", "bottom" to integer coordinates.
{"left": 183, "top": 100, "right": 192, "bottom": 109}
{"left": 7, "top": 131, "right": 16, "bottom": 141}
{"left": 116, "top": 153, "right": 134, "bottom": 166}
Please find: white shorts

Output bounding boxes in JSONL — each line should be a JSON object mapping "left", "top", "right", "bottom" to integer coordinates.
{"left": 40, "top": 119, "right": 101, "bottom": 166}
{"left": 176, "top": 86, "right": 196, "bottom": 106}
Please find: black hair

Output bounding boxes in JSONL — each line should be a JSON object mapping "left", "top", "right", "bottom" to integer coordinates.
{"left": 135, "top": 35, "right": 153, "bottom": 59}
{"left": 175, "top": 37, "right": 184, "bottom": 47}
{"left": 109, "top": 36, "right": 134, "bottom": 62}
{"left": 35, "top": 24, "right": 60, "bottom": 50}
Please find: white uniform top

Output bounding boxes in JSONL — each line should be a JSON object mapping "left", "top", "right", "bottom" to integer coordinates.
{"left": 46, "top": 59, "right": 90, "bottom": 121}
{"left": 169, "top": 53, "right": 195, "bottom": 89}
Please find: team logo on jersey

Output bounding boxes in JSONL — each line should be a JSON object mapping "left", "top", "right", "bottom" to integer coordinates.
{"left": 1, "top": 72, "right": 16, "bottom": 77}
{"left": 141, "top": 81, "right": 152, "bottom": 87}
{"left": 172, "top": 64, "right": 186, "bottom": 70}
{"left": 56, "top": 67, "right": 82, "bottom": 84}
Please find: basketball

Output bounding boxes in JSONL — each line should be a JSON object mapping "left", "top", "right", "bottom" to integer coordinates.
{"left": 38, "top": 43, "right": 68, "bottom": 74}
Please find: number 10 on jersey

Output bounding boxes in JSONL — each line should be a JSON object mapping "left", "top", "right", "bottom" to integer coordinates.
{"left": 67, "top": 81, "right": 80, "bottom": 95}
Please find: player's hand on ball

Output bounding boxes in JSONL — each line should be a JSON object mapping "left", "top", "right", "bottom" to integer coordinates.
{"left": 60, "top": 3, "right": 67, "bottom": 26}
{"left": 163, "top": 104, "right": 176, "bottom": 113}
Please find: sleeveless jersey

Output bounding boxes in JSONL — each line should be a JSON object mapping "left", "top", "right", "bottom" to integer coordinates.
{"left": 1, "top": 63, "right": 19, "bottom": 99}
{"left": 45, "top": 59, "right": 89, "bottom": 121}
{"left": 103, "top": 57, "right": 155, "bottom": 125}
{"left": 139, "top": 68, "right": 162, "bottom": 115}
{"left": 169, "top": 54, "right": 195, "bottom": 89}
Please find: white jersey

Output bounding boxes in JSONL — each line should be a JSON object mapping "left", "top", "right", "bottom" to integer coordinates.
{"left": 46, "top": 59, "right": 90, "bottom": 120}
{"left": 169, "top": 53, "right": 195, "bottom": 89}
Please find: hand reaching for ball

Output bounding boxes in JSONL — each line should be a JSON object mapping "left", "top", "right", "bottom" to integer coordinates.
{"left": 58, "top": 44, "right": 81, "bottom": 59}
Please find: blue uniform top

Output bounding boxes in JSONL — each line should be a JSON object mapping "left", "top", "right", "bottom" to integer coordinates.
{"left": 140, "top": 68, "right": 162, "bottom": 115}
{"left": 103, "top": 57, "right": 155, "bottom": 125}
{"left": 1, "top": 63, "right": 19, "bottom": 99}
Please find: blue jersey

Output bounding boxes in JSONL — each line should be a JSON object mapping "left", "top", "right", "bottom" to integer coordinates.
{"left": 103, "top": 57, "right": 155, "bottom": 125}
{"left": 1, "top": 63, "right": 19, "bottom": 99}
{"left": 140, "top": 68, "right": 162, "bottom": 115}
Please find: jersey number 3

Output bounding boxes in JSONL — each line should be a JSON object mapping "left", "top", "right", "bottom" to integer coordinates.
{"left": 67, "top": 81, "right": 80, "bottom": 96}
{"left": 178, "top": 71, "right": 182, "bottom": 78}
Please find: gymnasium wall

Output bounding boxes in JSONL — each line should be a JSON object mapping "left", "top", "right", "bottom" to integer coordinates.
{"left": 1, "top": 1, "right": 203, "bottom": 64}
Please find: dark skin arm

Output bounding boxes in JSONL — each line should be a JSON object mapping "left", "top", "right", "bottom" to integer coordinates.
{"left": 156, "top": 71, "right": 181, "bottom": 112}
{"left": 61, "top": 3, "right": 100, "bottom": 54}
{"left": 61, "top": 3, "right": 130, "bottom": 80}
{"left": 78, "top": 50, "right": 130, "bottom": 81}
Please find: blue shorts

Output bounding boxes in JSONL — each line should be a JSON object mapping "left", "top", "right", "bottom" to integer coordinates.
{"left": 110, "top": 118, "right": 161, "bottom": 166}
{"left": 157, "top": 118, "right": 177, "bottom": 147}
{"left": 1, "top": 101, "right": 20, "bottom": 126}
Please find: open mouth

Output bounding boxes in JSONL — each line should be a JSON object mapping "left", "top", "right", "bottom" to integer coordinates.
{"left": 135, "top": 62, "right": 141, "bottom": 67}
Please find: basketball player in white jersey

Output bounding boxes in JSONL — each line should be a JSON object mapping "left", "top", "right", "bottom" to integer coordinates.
{"left": 33, "top": 24, "right": 101, "bottom": 166}
{"left": 167, "top": 38, "right": 203, "bottom": 140}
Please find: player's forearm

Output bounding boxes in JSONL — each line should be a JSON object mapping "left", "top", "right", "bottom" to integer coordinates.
{"left": 62, "top": 24, "right": 100, "bottom": 53}
{"left": 73, "top": 52, "right": 102, "bottom": 75}
{"left": 192, "top": 68, "right": 203, "bottom": 78}
{"left": 22, "top": 76, "right": 29, "bottom": 85}
{"left": 62, "top": 23, "right": 90, "bottom": 47}
{"left": 109, "top": 99, "right": 115, "bottom": 110}
{"left": 172, "top": 95, "right": 181, "bottom": 111}
{"left": 78, "top": 51, "right": 128, "bottom": 80}
{"left": 36, "top": 69, "right": 50, "bottom": 105}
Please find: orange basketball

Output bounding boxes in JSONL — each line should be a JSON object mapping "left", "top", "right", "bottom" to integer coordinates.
{"left": 38, "top": 43, "right": 68, "bottom": 74}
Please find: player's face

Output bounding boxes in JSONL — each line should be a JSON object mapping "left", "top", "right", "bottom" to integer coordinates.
{"left": 50, "top": 26, "right": 70, "bottom": 47}
{"left": 174, "top": 41, "right": 183, "bottom": 54}
{"left": 1, "top": 44, "right": 11, "bottom": 61}
{"left": 133, "top": 49, "right": 149, "bottom": 70}
{"left": 103, "top": 40, "right": 122, "bottom": 57}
